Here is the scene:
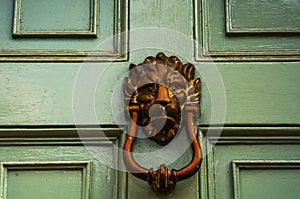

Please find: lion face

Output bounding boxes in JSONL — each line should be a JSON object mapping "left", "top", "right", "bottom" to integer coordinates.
{"left": 123, "top": 53, "right": 200, "bottom": 146}
{"left": 135, "top": 83, "right": 181, "bottom": 145}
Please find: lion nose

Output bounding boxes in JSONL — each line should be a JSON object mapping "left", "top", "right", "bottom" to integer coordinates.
{"left": 156, "top": 85, "right": 171, "bottom": 105}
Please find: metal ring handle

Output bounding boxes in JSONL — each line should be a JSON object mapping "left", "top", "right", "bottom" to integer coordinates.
{"left": 123, "top": 105, "right": 202, "bottom": 193}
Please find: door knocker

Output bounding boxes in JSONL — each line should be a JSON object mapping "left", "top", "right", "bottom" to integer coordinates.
{"left": 123, "top": 52, "right": 202, "bottom": 193}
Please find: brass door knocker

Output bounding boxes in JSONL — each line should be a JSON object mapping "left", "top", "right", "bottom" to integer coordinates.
{"left": 123, "top": 52, "right": 202, "bottom": 193}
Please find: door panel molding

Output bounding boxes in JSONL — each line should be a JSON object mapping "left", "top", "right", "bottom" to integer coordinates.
{"left": 1, "top": 161, "right": 90, "bottom": 199}
{"left": 202, "top": 126, "right": 300, "bottom": 144}
{"left": 194, "top": 0, "right": 300, "bottom": 61}
{"left": 225, "top": 0, "right": 300, "bottom": 34}
{"left": 0, "top": 127, "right": 126, "bottom": 199}
{"left": 199, "top": 126, "right": 300, "bottom": 199}
{"left": 0, "top": 127, "right": 123, "bottom": 145}
{"left": 13, "top": 0, "right": 98, "bottom": 38}
{"left": 232, "top": 160, "right": 300, "bottom": 199}
{"left": 0, "top": 0, "right": 128, "bottom": 62}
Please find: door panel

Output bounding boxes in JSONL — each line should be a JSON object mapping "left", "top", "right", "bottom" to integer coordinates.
{"left": 5, "top": 162, "right": 88, "bottom": 199}
{"left": 0, "top": 0, "right": 127, "bottom": 61}
{"left": 196, "top": 0, "right": 300, "bottom": 60}
{"left": 232, "top": 161, "right": 300, "bottom": 199}
{"left": 1, "top": 62, "right": 299, "bottom": 126}
{"left": 0, "top": 129, "right": 124, "bottom": 199}
{"left": 225, "top": 0, "right": 300, "bottom": 33}
{"left": 201, "top": 127, "right": 300, "bottom": 199}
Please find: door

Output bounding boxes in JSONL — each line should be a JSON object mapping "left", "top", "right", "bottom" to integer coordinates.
{"left": 0, "top": 0, "right": 299, "bottom": 199}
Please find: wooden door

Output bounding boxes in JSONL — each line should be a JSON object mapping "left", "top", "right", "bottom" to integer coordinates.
{"left": 0, "top": 0, "right": 299, "bottom": 198}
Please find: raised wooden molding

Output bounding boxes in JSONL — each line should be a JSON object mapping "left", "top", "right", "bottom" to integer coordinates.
{"left": 225, "top": 0, "right": 300, "bottom": 34}
{"left": 198, "top": 126, "right": 300, "bottom": 199}
{"left": 0, "top": 161, "right": 91, "bottom": 199}
{"left": 0, "top": 127, "right": 126, "bottom": 199}
{"left": 200, "top": 126, "right": 300, "bottom": 144}
{"left": 0, "top": 50, "right": 126, "bottom": 62}
{"left": 0, "top": 127, "right": 123, "bottom": 145}
{"left": 13, "top": 0, "right": 98, "bottom": 38}
{"left": 194, "top": 0, "right": 300, "bottom": 61}
{"left": 1, "top": 0, "right": 128, "bottom": 62}
{"left": 232, "top": 160, "right": 300, "bottom": 199}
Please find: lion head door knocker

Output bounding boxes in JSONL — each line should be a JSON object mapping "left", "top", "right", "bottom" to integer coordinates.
{"left": 123, "top": 52, "right": 202, "bottom": 193}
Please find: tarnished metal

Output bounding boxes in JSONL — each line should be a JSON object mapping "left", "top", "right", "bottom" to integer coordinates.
{"left": 123, "top": 52, "right": 202, "bottom": 193}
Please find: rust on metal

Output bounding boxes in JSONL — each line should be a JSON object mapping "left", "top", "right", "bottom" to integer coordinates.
{"left": 123, "top": 52, "right": 202, "bottom": 193}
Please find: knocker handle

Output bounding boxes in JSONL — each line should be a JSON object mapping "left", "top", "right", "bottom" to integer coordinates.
{"left": 123, "top": 105, "right": 202, "bottom": 193}
{"left": 123, "top": 105, "right": 149, "bottom": 181}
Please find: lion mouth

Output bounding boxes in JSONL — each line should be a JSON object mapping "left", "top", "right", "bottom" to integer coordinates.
{"left": 144, "top": 116, "right": 179, "bottom": 146}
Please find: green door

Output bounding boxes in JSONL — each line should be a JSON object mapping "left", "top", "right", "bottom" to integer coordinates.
{"left": 0, "top": 0, "right": 299, "bottom": 199}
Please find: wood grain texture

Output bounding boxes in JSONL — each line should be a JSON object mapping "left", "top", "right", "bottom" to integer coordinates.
{"left": 1, "top": 0, "right": 299, "bottom": 125}
{"left": 0, "top": 0, "right": 299, "bottom": 198}
{"left": 0, "top": 0, "right": 127, "bottom": 61}
{"left": 226, "top": 0, "right": 300, "bottom": 33}
{"left": 1, "top": 62, "right": 299, "bottom": 125}
{"left": 0, "top": 1, "right": 299, "bottom": 197}
{"left": 0, "top": 128, "right": 123, "bottom": 199}
{"left": 13, "top": 0, "right": 97, "bottom": 37}
{"left": 200, "top": 128, "right": 300, "bottom": 199}
{"left": 196, "top": 0, "right": 300, "bottom": 60}
{"left": 3, "top": 161, "right": 90, "bottom": 199}
{"left": 232, "top": 160, "right": 300, "bottom": 199}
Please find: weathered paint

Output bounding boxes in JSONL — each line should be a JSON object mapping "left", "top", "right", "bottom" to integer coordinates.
{"left": 0, "top": 0, "right": 299, "bottom": 198}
